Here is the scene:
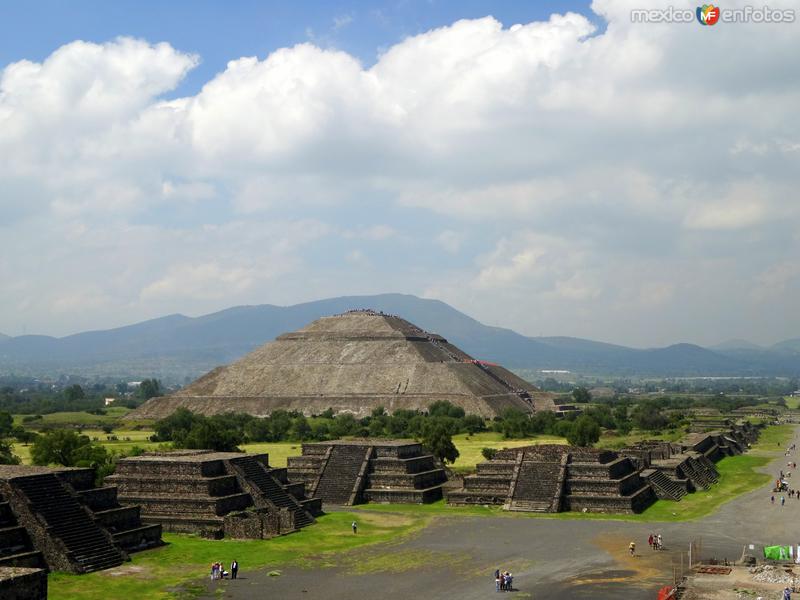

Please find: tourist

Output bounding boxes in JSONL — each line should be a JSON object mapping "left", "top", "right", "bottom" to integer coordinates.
{"left": 231, "top": 559, "right": 239, "bottom": 580}
{"left": 505, "top": 572, "right": 513, "bottom": 591}
{"left": 784, "top": 587, "right": 791, "bottom": 600}
{"left": 629, "top": 541, "right": 636, "bottom": 556}
{"left": 772, "top": 495, "right": 775, "bottom": 504}
{"left": 352, "top": 521, "right": 358, "bottom": 534}
{"left": 648, "top": 533, "right": 654, "bottom": 549}
{"left": 782, "top": 496, "right": 786, "bottom": 506}
{"left": 657, "top": 534, "right": 663, "bottom": 550}
{"left": 495, "top": 569, "right": 500, "bottom": 592}
{"left": 210, "top": 562, "right": 216, "bottom": 581}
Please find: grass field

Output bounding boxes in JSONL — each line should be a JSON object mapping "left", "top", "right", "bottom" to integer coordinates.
{"left": 49, "top": 511, "right": 428, "bottom": 600}
{"left": 785, "top": 396, "right": 800, "bottom": 410}
{"left": 12, "top": 407, "right": 133, "bottom": 427}
{"left": 449, "top": 432, "right": 566, "bottom": 472}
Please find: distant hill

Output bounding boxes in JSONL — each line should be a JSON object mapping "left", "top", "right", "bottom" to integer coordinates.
{"left": 0, "top": 293, "right": 797, "bottom": 381}
{"left": 772, "top": 338, "right": 800, "bottom": 354}
{"left": 710, "top": 339, "right": 765, "bottom": 352}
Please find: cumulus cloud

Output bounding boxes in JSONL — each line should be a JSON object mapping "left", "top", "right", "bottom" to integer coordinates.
{"left": 1, "top": 2, "right": 799, "bottom": 345}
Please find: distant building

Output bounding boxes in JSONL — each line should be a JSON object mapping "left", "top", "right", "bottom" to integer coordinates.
{"left": 104, "top": 398, "right": 115, "bottom": 407}
{"left": 126, "top": 381, "right": 141, "bottom": 389}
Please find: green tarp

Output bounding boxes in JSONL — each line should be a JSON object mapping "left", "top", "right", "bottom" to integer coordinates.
{"left": 764, "top": 545, "right": 792, "bottom": 560}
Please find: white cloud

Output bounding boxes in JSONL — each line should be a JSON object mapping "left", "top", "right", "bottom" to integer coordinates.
{"left": 1, "top": 4, "right": 799, "bottom": 345}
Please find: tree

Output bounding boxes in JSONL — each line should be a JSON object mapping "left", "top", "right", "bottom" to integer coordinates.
{"left": 0, "top": 440, "right": 20, "bottom": 465}
{"left": 290, "top": 416, "right": 313, "bottom": 441}
{"left": 64, "top": 384, "right": 86, "bottom": 402}
{"left": 428, "top": 400, "right": 465, "bottom": 419}
{"left": 421, "top": 421, "right": 459, "bottom": 465}
{"left": 12, "top": 426, "right": 38, "bottom": 445}
{"left": 152, "top": 407, "right": 199, "bottom": 443}
{"left": 0, "top": 411, "right": 13, "bottom": 436}
{"left": 566, "top": 415, "right": 601, "bottom": 447}
{"left": 138, "top": 379, "right": 162, "bottom": 400}
{"left": 481, "top": 447, "right": 498, "bottom": 461}
{"left": 499, "top": 409, "right": 531, "bottom": 439}
{"left": 181, "top": 421, "right": 242, "bottom": 452}
{"left": 31, "top": 430, "right": 96, "bottom": 466}
{"left": 463, "top": 414, "right": 486, "bottom": 435}
{"left": 631, "top": 403, "right": 669, "bottom": 432}
{"left": 571, "top": 387, "right": 592, "bottom": 404}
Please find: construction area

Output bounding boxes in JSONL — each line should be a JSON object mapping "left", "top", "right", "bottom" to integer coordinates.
{"left": 129, "top": 310, "right": 572, "bottom": 420}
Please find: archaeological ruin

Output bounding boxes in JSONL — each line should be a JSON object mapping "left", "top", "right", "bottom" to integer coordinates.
{"left": 447, "top": 444, "right": 657, "bottom": 513}
{"left": 0, "top": 465, "right": 162, "bottom": 574}
{"left": 287, "top": 440, "right": 448, "bottom": 505}
{"left": 107, "top": 450, "right": 321, "bottom": 538}
{"left": 622, "top": 422, "right": 760, "bottom": 501}
{"left": 129, "top": 310, "right": 566, "bottom": 420}
{"left": 447, "top": 423, "right": 760, "bottom": 514}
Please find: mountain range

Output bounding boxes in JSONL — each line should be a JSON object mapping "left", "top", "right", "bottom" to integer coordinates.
{"left": 0, "top": 294, "right": 798, "bottom": 382}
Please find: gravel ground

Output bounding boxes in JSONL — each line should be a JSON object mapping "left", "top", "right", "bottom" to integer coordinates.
{"left": 199, "top": 429, "right": 799, "bottom": 600}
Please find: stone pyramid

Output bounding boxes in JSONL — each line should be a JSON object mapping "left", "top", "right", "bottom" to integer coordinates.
{"left": 129, "top": 310, "right": 539, "bottom": 419}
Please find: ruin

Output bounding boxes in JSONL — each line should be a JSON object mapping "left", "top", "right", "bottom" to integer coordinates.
{"left": 447, "top": 423, "right": 759, "bottom": 513}
{"left": 0, "top": 567, "right": 47, "bottom": 600}
{"left": 128, "top": 310, "right": 557, "bottom": 420}
{"left": 622, "top": 422, "right": 760, "bottom": 501}
{"left": 0, "top": 465, "right": 162, "bottom": 574}
{"left": 107, "top": 450, "right": 321, "bottom": 538}
{"left": 287, "top": 440, "right": 448, "bottom": 505}
{"left": 447, "top": 444, "right": 657, "bottom": 514}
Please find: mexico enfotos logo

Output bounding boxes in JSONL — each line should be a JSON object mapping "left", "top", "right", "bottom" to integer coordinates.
{"left": 631, "top": 4, "right": 796, "bottom": 24}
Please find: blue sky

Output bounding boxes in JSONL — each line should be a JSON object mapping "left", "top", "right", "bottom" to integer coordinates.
{"left": 1, "top": 0, "right": 596, "bottom": 96}
{"left": 1, "top": 0, "right": 798, "bottom": 346}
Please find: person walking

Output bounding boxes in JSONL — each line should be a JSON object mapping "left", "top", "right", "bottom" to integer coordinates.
{"left": 657, "top": 534, "right": 663, "bottom": 550}
{"left": 782, "top": 496, "right": 786, "bottom": 506}
{"left": 648, "top": 533, "right": 654, "bottom": 549}
{"left": 784, "top": 587, "right": 791, "bottom": 600}
{"left": 772, "top": 495, "right": 775, "bottom": 504}
{"left": 231, "top": 559, "right": 239, "bottom": 580}
{"left": 629, "top": 541, "right": 636, "bottom": 556}
{"left": 352, "top": 521, "right": 358, "bottom": 534}
{"left": 494, "top": 569, "right": 500, "bottom": 592}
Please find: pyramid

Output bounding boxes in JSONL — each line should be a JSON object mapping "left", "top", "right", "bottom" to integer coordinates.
{"left": 129, "top": 310, "right": 541, "bottom": 419}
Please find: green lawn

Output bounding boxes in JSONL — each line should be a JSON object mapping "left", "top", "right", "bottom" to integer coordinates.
{"left": 599, "top": 428, "right": 685, "bottom": 450}
{"left": 13, "top": 407, "right": 133, "bottom": 427}
{"left": 784, "top": 396, "right": 800, "bottom": 410}
{"left": 49, "top": 511, "right": 429, "bottom": 600}
{"left": 238, "top": 441, "right": 301, "bottom": 467}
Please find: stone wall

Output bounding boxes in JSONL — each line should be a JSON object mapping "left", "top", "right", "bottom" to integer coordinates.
{"left": 0, "top": 567, "right": 47, "bottom": 600}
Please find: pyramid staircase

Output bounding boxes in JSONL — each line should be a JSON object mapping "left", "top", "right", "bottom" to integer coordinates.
{"left": 13, "top": 475, "right": 125, "bottom": 573}
{"left": 681, "top": 456, "right": 716, "bottom": 490}
{"left": 508, "top": 459, "right": 564, "bottom": 513}
{"left": 313, "top": 445, "right": 371, "bottom": 505}
{"left": 227, "top": 457, "right": 314, "bottom": 529}
{"left": 642, "top": 469, "right": 688, "bottom": 501}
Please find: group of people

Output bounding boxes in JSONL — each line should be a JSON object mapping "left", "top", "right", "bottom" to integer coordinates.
{"left": 210, "top": 560, "right": 239, "bottom": 581}
{"left": 648, "top": 533, "right": 664, "bottom": 551}
{"left": 494, "top": 569, "right": 514, "bottom": 592}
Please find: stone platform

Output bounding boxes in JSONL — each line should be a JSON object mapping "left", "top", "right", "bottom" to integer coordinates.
{"left": 0, "top": 566, "right": 47, "bottom": 600}
{"left": 287, "top": 440, "right": 447, "bottom": 505}
{"left": 0, "top": 465, "right": 162, "bottom": 574}
{"left": 447, "top": 444, "right": 656, "bottom": 514}
{"left": 107, "top": 450, "right": 321, "bottom": 538}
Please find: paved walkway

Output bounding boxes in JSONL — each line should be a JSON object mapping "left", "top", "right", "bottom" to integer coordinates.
{"left": 200, "top": 428, "right": 799, "bottom": 599}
